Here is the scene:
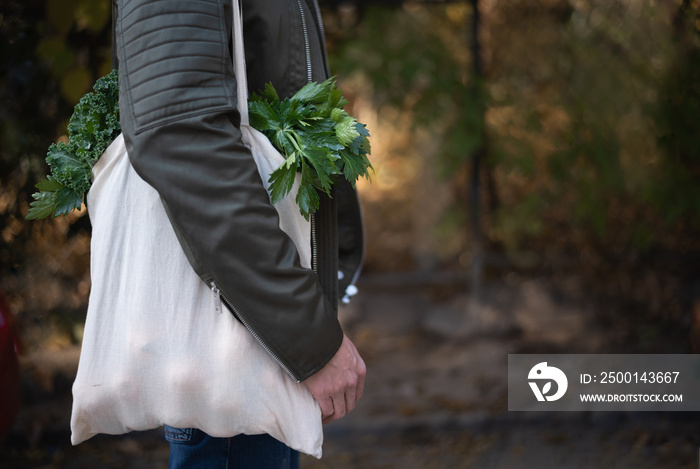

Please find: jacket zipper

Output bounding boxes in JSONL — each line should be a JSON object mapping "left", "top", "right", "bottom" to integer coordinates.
{"left": 296, "top": 0, "right": 313, "bottom": 83}
{"left": 216, "top": 3, "right": 318, "bottom": 383}
{"left": 310, "top": 212, "right": 318, "bottom": 273}
{"left": 298, "top": 0, "right": 318, "bottom": 274}
{"left": 210, "top": 281, "right": 300, "bottom": 382}
{"left": 310, "top": 0, "right": 330, "bottom": 77}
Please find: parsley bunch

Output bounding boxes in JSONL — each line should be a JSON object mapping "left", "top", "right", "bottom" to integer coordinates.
{"left": 26, "top": 70, "right": 120, "bottom": 220}
{"left": 249, "top": 78, "right": 372, "bottom": 220}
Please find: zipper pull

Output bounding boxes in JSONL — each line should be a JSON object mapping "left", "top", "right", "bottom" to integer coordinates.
{"left": 211, "top": 282, "right": 222, "bottom": 314}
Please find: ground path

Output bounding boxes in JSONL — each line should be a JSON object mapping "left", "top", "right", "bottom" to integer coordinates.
{"left": 2, "top": 275, "right": 697, "bottom": 468}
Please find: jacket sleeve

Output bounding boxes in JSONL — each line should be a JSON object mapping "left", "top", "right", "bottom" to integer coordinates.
{"left": 114, "top": 0, "right": 343, "bottom": 381}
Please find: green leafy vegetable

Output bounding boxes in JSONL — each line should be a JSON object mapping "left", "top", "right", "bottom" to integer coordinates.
{"left": 249, "top": 77, "right": 372, "bottom": 219}
{"left": 27, "top": 69, "right": 120, "bottom": 220}
{"left": 26, "top": 72, "right": 371, "bottom": 222}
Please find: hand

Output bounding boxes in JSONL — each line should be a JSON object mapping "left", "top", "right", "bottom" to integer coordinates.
{"left": 303, "top": 334, "right": 366, "bottom": 424}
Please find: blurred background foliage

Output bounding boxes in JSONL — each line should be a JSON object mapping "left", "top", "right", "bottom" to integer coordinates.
{"left": 0, "top": 0, "right": 699, "bottom": 351}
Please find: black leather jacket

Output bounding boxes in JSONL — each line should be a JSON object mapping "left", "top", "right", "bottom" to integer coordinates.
{"left": 113, "top": 0, "right": 364, "bottom": 381}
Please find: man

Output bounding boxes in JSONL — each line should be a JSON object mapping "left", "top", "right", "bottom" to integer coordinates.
{"left": 112, "top": 0, "right": 367, "bottom": 466}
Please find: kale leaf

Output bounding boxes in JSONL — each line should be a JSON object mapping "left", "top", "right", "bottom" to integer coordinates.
{"left": 27, "top": 70, "right": 120, "bottom": 219}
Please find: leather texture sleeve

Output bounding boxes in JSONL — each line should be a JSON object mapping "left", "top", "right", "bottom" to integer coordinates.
{"left": 114, "top": 0, "right": 343, "bottom": 381}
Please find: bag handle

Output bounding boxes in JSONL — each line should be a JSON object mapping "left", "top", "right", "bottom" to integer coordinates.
{"left": 231, "top": 0, "right": 250, "bottom": 126}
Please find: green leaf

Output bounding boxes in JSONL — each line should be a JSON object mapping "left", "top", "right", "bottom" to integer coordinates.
{"left": 262, "top": 82, "right": 280, "bottom": 102}
{"left": 328, "top": 87, "right": 347, "bottom": 109}
{"left": 249, "top": 100, "right": 282, "bottom": 131}
{"left": 297, "top": 128, "right": 343, "bottom": 151}
{"left": 274, "top": 130, "right": 299, "bottom": 156}
{"left": 26, "top": 191, "right": 60, "bottom": 220}
{"left": 46, "top": 142, "right": 91, "bottom": 194}
{"left": 340, "top": 150, "right": 372, "bottom": 187}
{"left": 286, "top": 100, "right": 310, "bottom": 125}
{"left": 299, "top": 147, "right": 338, "bottom": 194}
{"left": 312, "top": 87, "right": 348, "bottom": 118}
{"left": 335, "top": 115, "right": 361, "bottom": 146}
{"left": 330, "top": 108, "right": 345, "bottom": 123}
{"left": 53, "top": 187, "right": 84, "bottom": 216}
{"left": 348, "top": 123, "right": 371, "bottom": 154}
{"left": 26, "top": 185, "right": 83, "bottom": 219}
{"left": 35, "top": 177, "right": 64, "bottom": 192}
{"left": 283, "top": 151, "right": 298, "bottom": 170}
{"left": 292, "top": 77, "right": 334, "bottom": 104}
{"left": 356, "top": 122, "right": 370, "bottom": 138}
{"left": 268, "top": 161, "right": 297, "bottom": 205}
{"left": 296, "top": 164, "right": 321, "bottom": 220}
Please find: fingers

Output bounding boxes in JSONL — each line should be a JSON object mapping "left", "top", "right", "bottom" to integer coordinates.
{"left": 355, "top": 355, "right": 366, "bottom": 401}
{"left": 317, "top": 395, "right": 335, "bottom": 422}
{"left": 347, "top": 338, "right": 366, "bottom": 403}
{"left": 303, "top": 334, "right": 366, "bottom": 424}
{"left": 345, "top": 381, "right": 357, "bottom": 413}
{"left": 324, "top": 393, "right": 346, "bottom": 425}
{"left": 322, "top": 380, "right": 350, "bottom": 424}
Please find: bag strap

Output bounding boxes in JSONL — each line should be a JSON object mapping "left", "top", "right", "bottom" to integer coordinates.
{"left": 231, "top": 0, "right": 250, "bottom": 126}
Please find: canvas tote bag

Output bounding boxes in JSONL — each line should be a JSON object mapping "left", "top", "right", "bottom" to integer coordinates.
{"left": 70, "top": 0, "right": 322, "bottom": 458}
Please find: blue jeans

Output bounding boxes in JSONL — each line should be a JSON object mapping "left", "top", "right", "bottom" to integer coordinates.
{"left": 164, "top": 426, "right": 300, "bottom": 469}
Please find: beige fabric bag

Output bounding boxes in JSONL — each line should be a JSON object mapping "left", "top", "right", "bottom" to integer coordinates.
{"left": 70, "top": 0, "right": 322, "bottom": 458}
